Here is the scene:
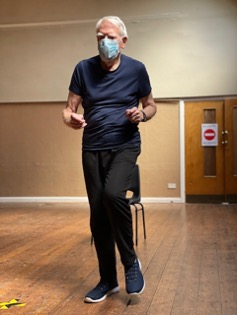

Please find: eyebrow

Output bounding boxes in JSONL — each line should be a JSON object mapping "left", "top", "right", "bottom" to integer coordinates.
{"left": 97, "top": 32, "right": 116, "bottom": 37}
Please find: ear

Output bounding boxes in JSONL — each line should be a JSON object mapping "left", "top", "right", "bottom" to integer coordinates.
{"left": 121, "top": 36, "right": 128, "bottom": 49}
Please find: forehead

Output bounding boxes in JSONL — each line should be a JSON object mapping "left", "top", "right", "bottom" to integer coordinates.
{"left": 97, "top": 20, "right": 120, "bottom": 36}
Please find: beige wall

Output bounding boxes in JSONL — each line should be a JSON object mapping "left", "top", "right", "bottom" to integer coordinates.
{"left": 138, "top": 102, "right": 180, "bottom": 197}
{"left": 0, "top": 102, "right": 180, "bottom": 198}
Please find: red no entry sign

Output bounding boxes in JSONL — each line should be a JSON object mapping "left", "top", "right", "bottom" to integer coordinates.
{"left": 204, "top": 129, "right": 215, "bottom": 141}
{"left": 202, "top": 124, "right": 218, "bottom": 146}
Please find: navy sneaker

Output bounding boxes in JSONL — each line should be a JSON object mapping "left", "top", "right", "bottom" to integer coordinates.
{"left": 84, "top": 281, "right": 119, "bottom": 303}
{"left": 125, "top": 258, "right": 145, "bottom": 295}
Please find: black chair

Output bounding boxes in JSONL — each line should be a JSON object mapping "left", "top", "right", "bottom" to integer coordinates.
{"left": 91, "top": 164, "right": 146, "bottom": 246}
{"left": 127, "top": 164, "right": 146, "bottom": 246}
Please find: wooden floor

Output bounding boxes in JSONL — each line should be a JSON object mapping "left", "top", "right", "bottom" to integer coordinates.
{"left": 0, "top": 202, "right": 237, "bottom": 315}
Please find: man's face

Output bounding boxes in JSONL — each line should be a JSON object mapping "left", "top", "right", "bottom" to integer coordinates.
{"left": 96, "top": 20, "right": 127, "bottom": 49}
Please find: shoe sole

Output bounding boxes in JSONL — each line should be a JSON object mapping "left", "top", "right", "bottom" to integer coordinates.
{"left": 84, "top": 286, "right": 120, "bottom": 303}
{"left": 128, "top": 280, "right": 145, "bottom": 295}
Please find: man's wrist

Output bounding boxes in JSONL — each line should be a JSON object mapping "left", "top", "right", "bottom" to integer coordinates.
{"left": 140, "top": 110, "right": 147, "bottom": 122}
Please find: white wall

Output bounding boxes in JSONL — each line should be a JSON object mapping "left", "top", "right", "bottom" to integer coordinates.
{"left": 0, "top": 0, "right": 237, "bottom": 102}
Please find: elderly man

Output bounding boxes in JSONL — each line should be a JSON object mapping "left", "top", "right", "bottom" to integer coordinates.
{"left": 62, "top": 16, "right": 157, "bottom": 303}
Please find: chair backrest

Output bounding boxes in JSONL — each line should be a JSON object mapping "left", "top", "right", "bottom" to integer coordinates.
{"left": 127, "top": 164, "right": 141, "bottom": 205}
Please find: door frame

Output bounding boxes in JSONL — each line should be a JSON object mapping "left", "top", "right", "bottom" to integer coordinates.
{"left": 180, "top": 100, "right": 186, "bottom": 203}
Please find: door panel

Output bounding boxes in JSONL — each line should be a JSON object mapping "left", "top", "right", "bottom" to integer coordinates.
{"left": 225, "top": 99, "right": 237, "bottom": 201}
{"left": 185, "top": 101, "right": 224, "bottom": 202}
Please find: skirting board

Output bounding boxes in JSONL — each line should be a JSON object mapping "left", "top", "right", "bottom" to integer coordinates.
{"left": 0, "top": 197, "right": 184, "bottom": 203}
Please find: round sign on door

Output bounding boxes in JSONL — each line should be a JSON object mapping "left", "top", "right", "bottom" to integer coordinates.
{"left": 201, "top": 123, "right": 218, "bottom": 146}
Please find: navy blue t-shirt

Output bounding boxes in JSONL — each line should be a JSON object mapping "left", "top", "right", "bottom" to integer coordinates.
{"left": 69, "top": 54, "right": 152, "bottom": 150}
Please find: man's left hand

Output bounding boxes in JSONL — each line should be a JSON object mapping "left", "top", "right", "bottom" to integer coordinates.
{"left": 125, "top": 107, "right": 142, "bottom": 123}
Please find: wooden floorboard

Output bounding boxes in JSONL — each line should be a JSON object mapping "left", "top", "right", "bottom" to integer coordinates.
{"left": 0, "top": 202, "right": 237, "bottom": 314}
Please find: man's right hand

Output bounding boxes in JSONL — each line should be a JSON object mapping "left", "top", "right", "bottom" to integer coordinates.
{"left": 63, "top": 111, "right": 87, "bottom": 129}
{"left": 71, "top": 113, "right": 87, "bottom": 129}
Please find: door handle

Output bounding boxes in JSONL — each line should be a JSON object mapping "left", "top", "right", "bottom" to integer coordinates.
{"left": 222, "top": 130, "right": 229, "bottom": 145}
{"left": 222, "top": 130, "right": 229, "bottom": 135}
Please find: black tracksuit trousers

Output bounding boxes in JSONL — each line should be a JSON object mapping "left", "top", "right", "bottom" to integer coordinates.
{"left": 82, "top": 146, "right": 140, "bottom": 285}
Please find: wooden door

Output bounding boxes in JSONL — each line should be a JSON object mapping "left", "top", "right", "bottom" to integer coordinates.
{"left": 224, "top": 99, "right": 237, "bottom": 202}
{"left": 185, "top": 99, "right": 237, "bottom": 203}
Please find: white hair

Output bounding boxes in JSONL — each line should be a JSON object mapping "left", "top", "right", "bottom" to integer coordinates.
{"left": 96, "top": 16, "right": 128, "bottom": 38}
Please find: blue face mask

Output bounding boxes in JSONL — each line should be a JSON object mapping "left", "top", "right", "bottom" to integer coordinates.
{"left": 98, "top": 38, "right": 119, "bottom": 61}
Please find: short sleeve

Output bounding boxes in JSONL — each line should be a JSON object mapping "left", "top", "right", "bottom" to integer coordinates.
{"left": 69, "top": 63, "right": 84, "bottom": 97}
{"left": 137, "top": 63, "right": 152, "bottom": 99}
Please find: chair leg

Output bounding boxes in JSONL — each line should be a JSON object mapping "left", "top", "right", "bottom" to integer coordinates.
{"left": 131, "top": 203, "right": 146, "bottom": 246}
{"left": 141, "top": 204, "right": 146, "bottom": 240}
{"left": 135, "top": 205, "right": 138, "bottom": 246}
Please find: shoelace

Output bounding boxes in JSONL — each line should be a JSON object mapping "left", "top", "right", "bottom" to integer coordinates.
{"left": 96, "top": 282, "right": 108, "bottom": 291}
{"left": 126, "top": 259, "right": 139, "bottom": 281}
